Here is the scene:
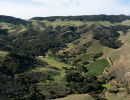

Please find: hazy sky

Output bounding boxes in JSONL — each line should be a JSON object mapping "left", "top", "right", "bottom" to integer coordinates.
{"left": 0, "top": 0, "right": 130, "bottom": 19}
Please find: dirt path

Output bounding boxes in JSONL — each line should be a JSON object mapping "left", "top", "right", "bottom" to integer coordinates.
{"left": 75, "top": 94, "right": 89, "bottom": 100}
{"left": 107, "top": 57, "right": 112, "bottom": 65}
{"left": 104, "top": 70, "right": 108, "bottom": 75}
{"left": 106, "top": 49, "right": 114, "bottom": 65}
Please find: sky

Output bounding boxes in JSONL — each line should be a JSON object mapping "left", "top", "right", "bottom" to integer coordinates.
{"left": 0, "top": 0, "right": 130, "bottom": 19}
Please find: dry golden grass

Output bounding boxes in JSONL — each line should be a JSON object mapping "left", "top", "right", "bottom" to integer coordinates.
{"left": 105, "top": 91, "right": 130, "bottom": 100}
{"left": 54, "top": 94, "right": 94, "bottom": 100}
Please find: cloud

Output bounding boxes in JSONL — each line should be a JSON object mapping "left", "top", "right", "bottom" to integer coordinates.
{"left": 0, "top": 0, "right": 129, "bottom": 19}
{"left": 31, "top": 0, "right": 53, "bottom": 4}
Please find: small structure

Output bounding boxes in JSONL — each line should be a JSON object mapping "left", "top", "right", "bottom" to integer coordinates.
{"left": 38, "top": 56, "right": 43, "bottom": 58}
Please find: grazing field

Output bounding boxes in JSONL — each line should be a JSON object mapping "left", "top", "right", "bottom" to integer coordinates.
{"left": 105, "top": 91, "right": 130, "bottom": 100}
{"left": 121, "top": 20, "right": 130, "bottom": 26}
{"left": 30, "top": 67, "right": 65, "bottom": 84}
{"left": 87, "top": 40, "right": 111, "bottom": 53}
{"left": 1, "top": 22, "right": 14, "bottom": 29}
{"left": 8, "top": 26, "right": 25, "bottom": 36}
{"left": 85, "top": 59, "right": 109, "bottom": 76}
{"left": 85, "top": 21, "right": 113, "bottom": 27}
{"left": 107, "top": 44, "right": 130, "bottom": 73}
{"left": 40, "top": 57, "right": 74, "bottom": 70}
{"left": 0, "top": 51, "right": 8, "bottom": 57}
{"left": 68, "top": 53, "right": 95, "bottom": 63}
{"left": 30, "top": 67, "right": 60, "bottom": 74}
{"left": 58, "top": 34, "right": 93, "bottom": 54}
{"left": 31, "top": 58, "right": 69, "bottom": 97}
{"left": 18, "top": 25, "right": 27, "bottom": 33}
{"left": 43, "top": 19, "right": 85, "bottom": 26}
{"left": 31, "top": 20, "right": 45, "bottom": 31}
{"left": 40, "top": 20, "right": 51, "bottom": 26}
{"left": 101, "top": 84, "right": 113, "bottom": 89}
{"left": 54, "top": 94, "right": 94, "bottom": 100}
{"left": 29, "top": 19, "right": 124, "bottom": 27}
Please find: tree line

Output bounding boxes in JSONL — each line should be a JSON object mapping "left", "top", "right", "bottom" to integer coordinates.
{"left": 31, "top": 15, "right": 130, "bottom": 23}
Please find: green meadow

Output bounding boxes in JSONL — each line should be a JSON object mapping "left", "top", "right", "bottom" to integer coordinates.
{"left": 0, "top": 51, "right": 8, "bottom": 57}
{"left": 85, "top": 59, "right": 109, "bottom": 76}
{"left": 101, "top": 84, "right": 113, "bottom": 89}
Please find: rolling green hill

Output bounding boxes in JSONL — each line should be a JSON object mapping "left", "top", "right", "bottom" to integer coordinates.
{"left": 1, "top": 15, "right": 130, "bottom": 100}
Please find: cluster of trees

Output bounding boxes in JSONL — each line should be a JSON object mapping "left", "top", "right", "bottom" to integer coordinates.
{"left": 0, "top": 29, "right": 8, "bottom": 35}
{"left": 0, "top": 53, "right": 47, "bottom": 75}
{"left": 16, "top": 72, "right": 50, "bottom": 83}
{"left": 91, "top": 52, "right": 103, "bottom": 61}
{"left": 0, "top": 53, "right": 35, "bottom": 75}
{"left": 0, "top": 71, "right": 45, "bottom": 100}
{"left": 4, "top": 25, "right": 81, "bottom": 56}
{"left": 0, "top": 53, "right": 63, "bottom": 100}
{"left": 37, "top": 82, "right": 68, "bottom": 99}
{"left": 31, "top": 15, "right": 130, "bottom": 23}
{"left": 0, "top": 52, "right": 112, "bottom": 100}
{"left": 72, "top": 59, "right": 82, "bottom": 66}
{"left": 92, "top": 25, "right": 123, "bottom": 49}
{"left": 82, "top": 41, "right": 92, "bottom": 47}
{"left": 0, "top": 15, "right": 27, "bottom": 25}
{"left": 78, "top": 41, "right": 93, "bottom": 54}
{"left": 0, "top": 17, "right": 129, "bottom": 56}
{"left": 109, "top": 25, "right": 130, "bottom": 35}
{"left": 65, "top": 71, "right": 102, "bottom": 94}
{"left": 73, "top": 40, "right": 80, "bottom": 45}
{"left": 75, "top": 64, "right": 88, "bottom": 73}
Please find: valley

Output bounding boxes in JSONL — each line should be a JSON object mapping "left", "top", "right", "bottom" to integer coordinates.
{"left": 0, "top": 15, "right": 130, "bottom": 100}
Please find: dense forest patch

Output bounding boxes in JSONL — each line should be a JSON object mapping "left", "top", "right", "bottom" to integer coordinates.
{"left": 0, "top": 15, "right": 27, "bottom": 25}
{"left": 31, "top": 15, "right": 130, "bottom": 23}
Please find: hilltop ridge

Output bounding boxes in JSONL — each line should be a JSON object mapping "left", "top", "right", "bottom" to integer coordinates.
{"left": 1, "top": 15, "right": 130, "bottom": 100}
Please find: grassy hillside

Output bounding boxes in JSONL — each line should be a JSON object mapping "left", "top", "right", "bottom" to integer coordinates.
{"left": 55, "top": 94, "right": 94, "bottom": 100}
{"left": 105, "top": 91, "right": 130, "bottom": 100}
{"left": 0, "top": 51, "right": 8, "bottom": 57}
{"left": 1, "top": 15, "right": 130, "bottom": 99}
{"left": 41, "top": 57, "right": 74, "bottom": 70}
{"left": 68, "top": 53, "right": 94, "bottom": 63}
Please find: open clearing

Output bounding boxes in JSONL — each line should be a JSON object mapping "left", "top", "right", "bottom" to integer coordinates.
{"left": 101, "top": 84, "right": 113, "bottom": 89}
{"left": 54, "top": 94, "right": 94, "bottom": 100}
{"left": 68, "top": 53, "right": 95, "bottom": 63}
{"left": 87, "top": 40, "right": 111, "bottom": 53}
{"left": 0, "top": 51, "right": 8, "bottom": 57}
{"left": 105, "top": 91, "right": 130, "bottom": 100}
{"left": 40, "top": 57, "right": 74, "bottom": 70}
{"left": 85, "top": 59, "right": 109, "bottom": 76}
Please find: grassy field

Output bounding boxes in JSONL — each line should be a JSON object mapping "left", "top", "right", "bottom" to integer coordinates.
{"left": 18, "top": 25, "right": 27, "bottom": 33}
{"left": 58, "top": 34, "right": 93, "bottom": 54}
{"left": 40, "top": 57, "right": 74, "bottom": 70}
{"left": 30, "top": 67, "right": 65, "bottom": 84}
{"left": 105, "top": 91, "right": 130, "bottom": 100}
{"left": 1, "top": 22, "right": 14, "bottom": 29}
{"left": 121, "top": 20, "right": 130, "bottom": 26}
{"left": 87, "top": 40, "right": 111, "bottom": 53}
{"left": 85, "top": 21, "right": 113, "bottom": 27}
{"left": 31, "top": 20, "right": 45, "bottom": 31}
{"left": 101, "top": 84, "right": 113, "bottom": 89}
{"left": 0, "top": 51, "right": 8, "bottom": 57}
{"left": 29, "top": 19, "right": 122, "bottom": 28}
{"left": 40, "top": 19, "right": 85, "bottom": 27}
{"left": 30, "top": 57, "right": 69, "bottom": 97}
{"left": 54, "top": 94, "right": 94, "bottom": 100}
{"left": 68, "top": 53, "right": 95, "bottom": 63}
{"left": 39, "top": 20, "right": 52, "bottom": 26}
{"left": 85, "top": 59, "right": 109, "bottom": 76}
